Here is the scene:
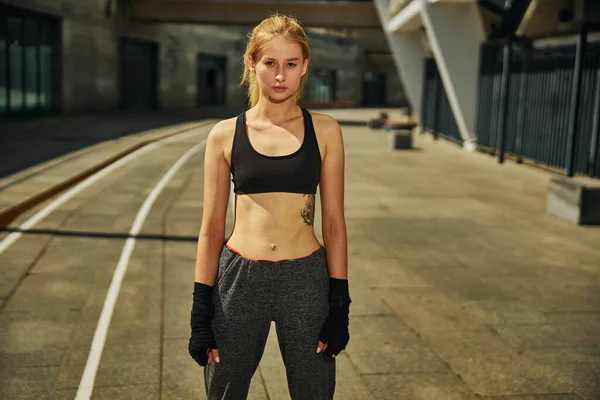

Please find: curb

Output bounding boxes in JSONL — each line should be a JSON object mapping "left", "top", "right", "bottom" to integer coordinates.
{"left": 0, "top": 120, "right": 215, "bottom": 230}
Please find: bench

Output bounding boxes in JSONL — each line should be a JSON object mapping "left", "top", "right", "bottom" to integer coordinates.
{"left": 383, "top": 121, "right": 417, "bottom": 130}
{"left": 383, "top": 121, "right": 417, "bottom": 150}
{"left": 547, "top": 176, "right": 600, "bottom": 225}
{"left": 367, "top": 112, "right": 389, "bottom": 129}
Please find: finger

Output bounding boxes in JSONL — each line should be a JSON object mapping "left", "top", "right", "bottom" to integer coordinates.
{"left": 317, "top": 341, "right": 330, "bottom": 354}
{"left": 211, "top": 349, "right": 220, "bottom": 363}
{"left": 316, "top": 341, "right": 325, "bottom": 353}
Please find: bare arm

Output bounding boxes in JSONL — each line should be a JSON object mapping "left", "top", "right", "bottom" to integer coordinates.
{"left": 318, "top": 116, "right": 348, "bottom": 280}
{"left": 195, "top": 122, "right": 231, "bottom": 285}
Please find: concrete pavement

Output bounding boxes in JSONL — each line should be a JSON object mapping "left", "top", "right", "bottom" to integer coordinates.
{"left": 0, "top": 110, "right": 599, "bottom": 399}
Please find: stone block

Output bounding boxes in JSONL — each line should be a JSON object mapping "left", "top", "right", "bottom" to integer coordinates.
{"left": 387, "top": 129, "right": 413, "bottom": 149}
{"left": 547, "top": 176, "right": 600, "bottom": 225}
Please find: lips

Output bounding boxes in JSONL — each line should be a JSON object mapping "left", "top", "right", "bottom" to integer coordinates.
{"left": 273, "top": 86, "right": 288, "bottom": 90}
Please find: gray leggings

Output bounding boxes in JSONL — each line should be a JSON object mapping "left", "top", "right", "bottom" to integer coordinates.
{"left": 204, "top": 244, "right": 336, "bottom": 400}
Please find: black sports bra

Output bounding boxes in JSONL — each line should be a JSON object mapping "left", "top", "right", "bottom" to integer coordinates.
{"left": 230, "top": 107, "right": 321, "bottom": 195}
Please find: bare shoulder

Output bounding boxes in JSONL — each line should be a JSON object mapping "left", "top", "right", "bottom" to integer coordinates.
{"left": 207, "top": 117, "right": 237, "bottom": 163}
{"left": 308, "top": 111, "right": 343, "bottom": 157}
{"left": 309, "top": 111, "right": 342, "bottom": 136}
{"left": 208, "top": 117, "right": 237, "bottom": 144}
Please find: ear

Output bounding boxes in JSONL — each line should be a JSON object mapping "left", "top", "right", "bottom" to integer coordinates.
{"left": 248, "top": 55, "right": 256, "bottom": 72}
{"left": 301, "top": 58, "right": 309, "bottom": 77}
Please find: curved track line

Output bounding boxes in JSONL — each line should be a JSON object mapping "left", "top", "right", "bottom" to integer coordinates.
{"left": 0, "top": 121, "right": 214, "bottom": 230}
{"left": 75, "top": 139, "right": 207, "bottom": 400}
{"left": 0, "top": 125, "right": 210, "bottom": 257}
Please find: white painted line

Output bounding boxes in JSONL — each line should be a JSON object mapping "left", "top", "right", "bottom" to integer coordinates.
{"left": 0, "top": 126, "right": 208, "bottom": 257}
{"left": 75, "top": 139, "right": 207, "bottom": 400}
{"left": 0, "top": 143, "right": 155, "bottom": 255}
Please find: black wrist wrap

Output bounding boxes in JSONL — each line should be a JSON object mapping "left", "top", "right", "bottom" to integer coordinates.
{"left": 188, "top": 282, "right": 217, "bottom": 366}
{"left": 319, "top": 278, "right": 352, "bottom": 357}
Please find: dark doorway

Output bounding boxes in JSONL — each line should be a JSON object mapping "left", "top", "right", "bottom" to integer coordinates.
{"left": 362, "top": 72, "right": 387, "bottom": 106}
{"left": 119, "top": 36, "right": 158, "bottom": 110}
{"left": 197, "top": 53, "right": 226, "bottom": 107}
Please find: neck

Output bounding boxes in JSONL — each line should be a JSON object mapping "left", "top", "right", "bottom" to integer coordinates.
{"left": 252, "top": 97, "right": 300, "bottom": 125}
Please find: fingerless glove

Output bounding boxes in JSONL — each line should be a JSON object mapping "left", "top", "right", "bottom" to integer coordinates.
{"left": 319, "top": 278, "right": 351, "bottom": 357}
{"left": 188, "top": 282, "right": 217, "bottom": 366}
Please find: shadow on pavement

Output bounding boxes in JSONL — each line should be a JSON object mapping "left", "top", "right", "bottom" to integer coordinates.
{"left": 0, "top": 107, "right": 245, "bottom": 180}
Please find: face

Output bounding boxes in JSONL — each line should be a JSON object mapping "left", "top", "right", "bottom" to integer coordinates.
{"left": 248, "top": 36, "right": 309, "bottom": 103}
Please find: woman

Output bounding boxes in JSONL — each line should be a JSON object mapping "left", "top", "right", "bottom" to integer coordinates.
{"left": 188, "top": 14, "right": 351, "bottom": 400}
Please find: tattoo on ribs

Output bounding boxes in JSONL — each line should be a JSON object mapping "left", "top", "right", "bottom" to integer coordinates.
{"left": 300, "top": 194, "right": 315, "bottom": 226}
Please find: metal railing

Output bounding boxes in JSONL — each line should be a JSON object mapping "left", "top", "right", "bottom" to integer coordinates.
{"left": 476, "top": 35, "right": 600, "bottom": 178}
{"left": 420, "top": 58, "right": 462, "bottom": 145}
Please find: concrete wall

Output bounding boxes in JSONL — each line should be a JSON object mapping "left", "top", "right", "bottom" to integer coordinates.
{"left": 62, "top": 19, "right": 120, "bottom": 112}
{"left": 5, "top": 0, "right": 375, "bottom": 114}
{"left": 153, "top": 24, "right": 249, "bottom": 110}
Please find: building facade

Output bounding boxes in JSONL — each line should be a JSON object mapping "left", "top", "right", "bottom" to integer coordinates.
{"left": 0, "top": 0, "right": 406, "bottom": 119}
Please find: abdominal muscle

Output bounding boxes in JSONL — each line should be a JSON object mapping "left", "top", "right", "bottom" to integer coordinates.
{"left": 225, "top": 192, "right": 322, "bottom": 261}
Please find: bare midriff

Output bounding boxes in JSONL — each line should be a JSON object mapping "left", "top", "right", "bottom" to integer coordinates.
{"left": 226, "top": 192, "right": 321, "bottom": 261}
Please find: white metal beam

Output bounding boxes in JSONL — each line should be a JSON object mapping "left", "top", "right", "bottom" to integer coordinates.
{"left": 421, "top": 1, "right": 484, "bottom": 143}
{"left": 387, "top": 0, "right": 423, "bottom": 33}
{"left": 373, "top": 0, "right": 427, "bottom": 123}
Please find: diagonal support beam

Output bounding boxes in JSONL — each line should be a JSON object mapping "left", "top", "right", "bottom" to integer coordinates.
{"left": 373, "top": 0, "right": 427, "bottom": 123}
{"left": 374, "top": 0, "right": 485, "bottom": 145}
{"left": 421, "top": 1, "right": 485, "bottom": 143}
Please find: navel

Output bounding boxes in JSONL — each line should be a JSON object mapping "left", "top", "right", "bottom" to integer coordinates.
{"left": 270, "top": 243, "right": 277, "bottom": 251}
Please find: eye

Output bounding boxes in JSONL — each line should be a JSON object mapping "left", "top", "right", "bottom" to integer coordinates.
{"left": 265, "top": 61, "right": 275, "bottom": 66}
{"left": 287, "top": 63, "right": 297, "bottom": 67}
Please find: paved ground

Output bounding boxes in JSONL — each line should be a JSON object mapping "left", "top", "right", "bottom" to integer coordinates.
{"left": 1, "top": 110, "right": 599, "bottom": 399}
{"left": 0, "top": 108, "right": 244, "bottom": 180}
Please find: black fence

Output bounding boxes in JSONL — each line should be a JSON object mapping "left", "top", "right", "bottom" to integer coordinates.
{"left": 420, "top": 58, "right": 462, "bottom": 145}
{"left": 475, "top": 37, "right": 600, "bottom": 178}
{"left": 420, "top": 33, "right": 600, "bottom": 179}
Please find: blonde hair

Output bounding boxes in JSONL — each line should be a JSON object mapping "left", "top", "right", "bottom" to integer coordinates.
{"left": 240, "top": 13, "right": 311, "bottom": 108}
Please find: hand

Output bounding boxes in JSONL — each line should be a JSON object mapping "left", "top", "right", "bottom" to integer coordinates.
{"left": 317, "top": 278, "right": 351, "bottom": 358}
{"left": 188, "top": 342, "right": 220, "bottom": 366}
{"left": 316, "top": 340, "right": 330, "bottom": 356}
{"left": 207, "top": 349, "right": 220, "bottom": 365}
{"left": 317, "top": 311, "right": 350, "bottom": 358}
{"left": 189, "top": 282, "right": 219, "bottom": 367}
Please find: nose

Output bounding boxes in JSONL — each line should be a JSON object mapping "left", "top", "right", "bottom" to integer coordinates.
{"left": 275, "top": 66, "right": 285, "bottom": 82}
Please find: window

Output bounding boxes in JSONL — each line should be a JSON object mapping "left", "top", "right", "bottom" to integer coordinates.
{"left": 0, "top": 18, "right": 7, "bottom": 114}
{"left": 24, "top": 17, "right": 38, "bottom": 110}
{"left": 1, "top": 3, "right": 60, "bottom": 117}
{"left": 8, "top": 17, "right": 23, "bottom": 111}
